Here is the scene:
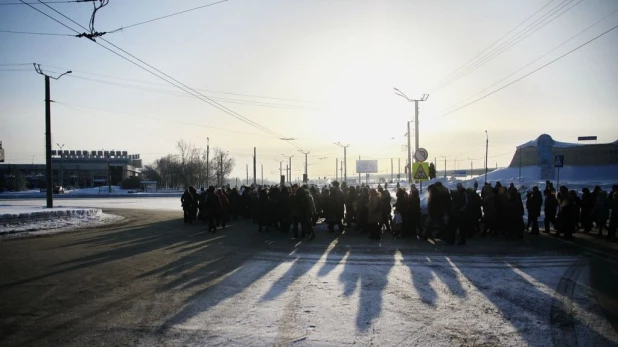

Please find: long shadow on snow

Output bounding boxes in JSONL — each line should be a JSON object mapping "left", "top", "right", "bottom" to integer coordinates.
{"left": 0, "top": 218, "right": 209, "bottom": 288}
{"left": 450, "top": 253, "right": 617, "bottom": 346}
{"left": 161, "top": 228, "right": 334, "bottom": 328}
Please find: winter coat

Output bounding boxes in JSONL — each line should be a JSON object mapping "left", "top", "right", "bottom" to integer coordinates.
{"left": 279, "top": 191, "right": 291, "bottom": 221}
{"left": 204, "top": 192, "right": 221, "bottom": 217}
{"left": 329, "top": 187, "right": 345, "bottom": 220}
{"left": 217, "top": 191, "right": 230, "bottom": 214}
{"left": 610, "top": 192, "right": 618, "bottom": 222}
{"left": 483, "top": 193, "right": 496, "bottom": 223}
{"left": 368, "top": 194, "right": 383, "bottom": 224}
{"left": 557, "top": 196, "right": 576, "bottom": 232}
{"left": 594, "top": 193, "right": 610, "bottom": 222}
{"left": 296, "top": 189, "right": 315, "bottom": 221}
{"left": 527, "top": 190, "right": 543, "bottom": 219}
{"left": 381, "top": 190, "right": 392, "bottom": 215}
{"left": 181, "top": 191, "right": 194, "bottom": 211}
{"left": 544, "top": 194, "right": 558, "bottom": 217}
{"left": 356, "top": 191, "right": 369, "bottom": 225}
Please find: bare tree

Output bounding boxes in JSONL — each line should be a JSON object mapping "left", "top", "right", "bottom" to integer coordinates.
{"left": 210, "top": 147, "right": 235, "bottom": 187}
{"left": 150, "top": 140, "right": 236, "bottom": 189}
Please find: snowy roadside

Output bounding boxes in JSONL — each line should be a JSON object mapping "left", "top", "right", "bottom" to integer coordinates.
{"left": 0, "top": 206, "right": 124, "bottom": 239}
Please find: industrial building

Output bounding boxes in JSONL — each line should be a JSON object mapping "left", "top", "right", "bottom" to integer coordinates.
{"left": 509, "top": 134, "right": 618, "bottom": 180}
{"left": 0, "top": 150, "right": 142, "bottom": 188}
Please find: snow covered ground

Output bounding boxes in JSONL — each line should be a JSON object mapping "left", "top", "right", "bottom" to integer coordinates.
{"left": 0, "top": 198, "right": 181, "bottom": 211}
{"left": 156, "top": 248, "right": 618, "bottom": 346}
{"left": 0, "top": 187, "right": 184, "bottom": 198}
{"left": 0, "top": 205, "right": 124, "bottom": 238}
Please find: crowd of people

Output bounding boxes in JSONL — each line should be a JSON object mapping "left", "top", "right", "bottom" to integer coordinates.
{"left": 180, "top": 179, "right": 618, "bottom": 244}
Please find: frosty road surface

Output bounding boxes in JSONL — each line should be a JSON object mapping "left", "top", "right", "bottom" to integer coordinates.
{"left": 1, "top": 209, "right": 617, "bottom": 346}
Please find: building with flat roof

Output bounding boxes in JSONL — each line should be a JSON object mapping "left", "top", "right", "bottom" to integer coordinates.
{"left": 0, "top": 150, "right": 142, "bottom": 189}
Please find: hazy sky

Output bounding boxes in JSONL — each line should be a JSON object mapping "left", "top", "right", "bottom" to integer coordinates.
{"left": 1, "top": 0, "right": 617, "bottom": 181}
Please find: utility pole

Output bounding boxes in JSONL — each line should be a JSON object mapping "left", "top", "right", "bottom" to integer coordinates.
{"left": 358, "top": 156, "right": 361, "bottom": 183}
{"left": 206, "top": 137, "right": 210, "bottom": 187}
{"left": 467, "top": 158, "right": 473, "bottom": 178}
{"left": 281, "top": 154, "right": 293, "bottom": 185}
{"left": 105, "top": 149, "right": 113, "bottom": 193}
{"left": 289, "top": 156, "right": 292, "bottom": 185}
{"left": 407, "top": 121, "right": 412, "bottom": 182}
{"left": 440, "top": 156, "right": 447, "bottom": 179}
{"left": 298, "top": 150, "right": 309, "bottom": 183}
{"left": 286, "top": 164, "right": 289, "bottom": 184}
{"left": 261, "top": 164, "right": 263, "bottom": 185}
{"left": 253, "top": 147, "right": 257, "bottom": 185}
{"left": 220, "top": 152, "right": 224, "bottom": 186}
{"left": 394, "top": 89, "right": 429, "bottom": 181}
{"left": 56, "top": 143, "right": 64, "bottom": 187}
{"left": 275, "top": 160, "right": 283, "bottom": 184}
{"left": 485, "top": 131, "right": 489, "bottom": 184}
{"left": 398, "top": 158, "right": 401, "bottom": 182}
{"left": 390, "top": 158, "right": 393, "bottom": 182}
{"left": 334, "top": 142, "right": 349, "bottom": 184}
{"left": 246, "top": 164, "right": 249, "bottom": 185}
{"left": 34, "top": 64, "right": 71, "bottom": 208}
{"left": 335, "top": 158, "right": 338, "bottom": 182}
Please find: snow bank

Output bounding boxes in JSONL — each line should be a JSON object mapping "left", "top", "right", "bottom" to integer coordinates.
{"left": 0, "top": 205, "right": 124, "bottom": 238}
{"left": 0, "top": 206, "right": 101, "bottom": 220}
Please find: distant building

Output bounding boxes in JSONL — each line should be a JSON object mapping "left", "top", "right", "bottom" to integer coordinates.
{"left": 0, "top": 150, "right": 142, "bottom": 188}
{"left": 509, "top": 134, "right": 618, "bottom": 180}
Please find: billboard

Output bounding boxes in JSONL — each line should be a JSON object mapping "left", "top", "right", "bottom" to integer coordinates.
{"left": 356, "top": 160, "right": 378, "bottom": 173}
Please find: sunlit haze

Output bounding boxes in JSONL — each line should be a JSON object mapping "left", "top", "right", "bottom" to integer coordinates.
{"left": 1, "top": 0, "right": 617, "bottom": 181}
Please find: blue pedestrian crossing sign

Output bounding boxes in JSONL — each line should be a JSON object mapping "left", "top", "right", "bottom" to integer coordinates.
{"left": 554, "top": 155, "right": 564, "bottom": 168}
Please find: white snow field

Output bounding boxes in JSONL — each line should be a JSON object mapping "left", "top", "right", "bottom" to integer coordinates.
{"left": 0, "top": 186, "right": 183, "bottom": 198}
{"left": 153, "top": 247, "right": 618, "bottom": 346}
{"left": 0, "top": 197, "right": 182, "bottom": 211}
{"left": 0, "top": 205, "right": 124, "bottom": 238}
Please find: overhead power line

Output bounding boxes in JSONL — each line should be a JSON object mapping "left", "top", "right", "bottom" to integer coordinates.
{"left": 54, "top": 101, "right": 278, "bottom": 140}
{"left": 431, "top": 0, "right": 584, "bottom": 93}
{"left": 0, "top": 0, "right": 83, "bottom": 5}
{"left": 438, "top": 24, "right": 618, "bottom": 118}
{"left": 38, "top": 64, "right": 323, "bottom": 104}
{"left": 433, "top": 0, "right": 584, "bottom": 93}
{"left": 0, "top": 30, "right": 73, "bottom": 36}
{"left": 440, "top": 7, "right": 618, "bottom": 115}
{"left": 430, "top": 0, "right": 558, "bottom": 90}
{"left": 0, "top": 62, "right": 32, "bottom": 66}
{"left": 107, "top": 0, "right": 228, "bottom": 34}
{"left": 62, "top": 74, "right": 320, "bottom": 111}
{"left": 26, "top": 0, "right": 303, "bottom": 149}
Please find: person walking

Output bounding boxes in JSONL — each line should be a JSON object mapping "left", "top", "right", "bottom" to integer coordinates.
{"left": 217, "top": 188, "right": 230, "bottom": 228}
{"left": 557, "top": 186, "right": 575, "bottom": 239}
{"left": 327, "top": 181, "right": 345, "bottom": 232}
{"left": 608, "top": 185, "right": 618, "bottom": 242}
{"left": 580, "top": 188, "right": 593, "bottom": 233}
{"left": 527, "top": 186, "right": 543, "bottom": 235}
{"left": 181, "top": 188, "right": 194, "bottom": 224}
{"left": 258, "top": 188, "right": 271, "bottom": 232}
{"left": 593, "top": 190, "right": 610, "bottom": 237}
{"left": 205, "top": 186, "right": 221, "bottom": 233}
{"left": 368, "top": 188, "right": 383, "bottom": 240}
{"left": 544, "top": 190, "right": 558, "bottom": 234}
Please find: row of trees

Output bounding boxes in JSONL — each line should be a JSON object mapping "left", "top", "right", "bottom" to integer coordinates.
{"left": 143, "top": 140, "right": 236, "bottom": 189}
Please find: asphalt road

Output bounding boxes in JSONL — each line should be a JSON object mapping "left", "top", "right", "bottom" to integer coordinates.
{"left": 1, "top": 209, "right": 617, "bottom": 346}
